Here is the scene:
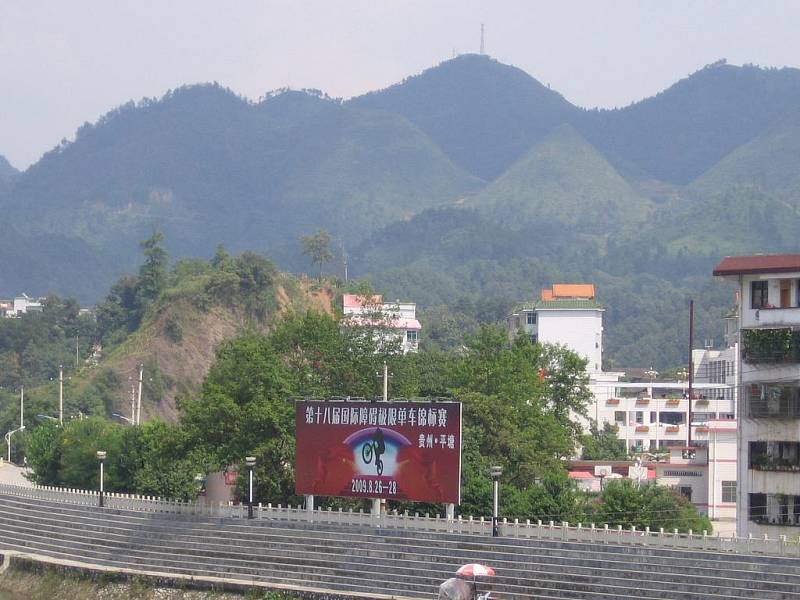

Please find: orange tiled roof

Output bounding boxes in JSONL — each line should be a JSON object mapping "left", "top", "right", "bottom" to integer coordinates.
{"left": 342, "top": 294, "right": 383, "bottom": 309}
{"left": 551, "top": 283, "right": 595, "bottom": 299}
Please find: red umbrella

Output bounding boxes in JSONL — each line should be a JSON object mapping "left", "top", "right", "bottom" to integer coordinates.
{"left": 456, "top": 563, "right": 495, "bottom": 578}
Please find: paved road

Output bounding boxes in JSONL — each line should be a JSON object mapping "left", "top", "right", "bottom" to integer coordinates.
{"left": 0, "top": 464, "right": 31, "bottom": 487}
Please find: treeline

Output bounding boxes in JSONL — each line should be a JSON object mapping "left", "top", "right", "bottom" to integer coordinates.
{"left": 25, "top": 311, "right": 710, "bottom": 532}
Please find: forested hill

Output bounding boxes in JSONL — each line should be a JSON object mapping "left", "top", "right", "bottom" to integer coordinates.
{"left": 2, "top": 55, "right": 800, "bottom": 368}
{"left": 350, "top": 54, "right": 578, "bottom": 180}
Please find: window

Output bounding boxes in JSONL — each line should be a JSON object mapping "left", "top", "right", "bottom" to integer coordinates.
{"left": 406, "top": 330, "right": 418, "bottom": 343}
{"left": 751, "top": 280, "right": 769, "bottom": 309}
{"left": 614, "top": 411, "right": 626, "bottom": 424}
{"left": 529, "top": 334, "right": 538, "bottom": 344}
{"left": 659, "top": 411, "right": 685, "bottom": 425}
{"left": 526, "top": 312, "right": 536, "bottom": 325}
{"left": 722, "top": 481, "right": 736, "bottom": 503}
{"left": 650, "top": 411, "right": 657, "bottom": 424}
{"left": 678, "top": 486, "right": 693, "bottom": 501}
{"left": 635, "top": 411, "right": 644, "bottom": 424}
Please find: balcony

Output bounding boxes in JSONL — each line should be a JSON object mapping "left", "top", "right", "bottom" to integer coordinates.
{"left": 750, "top": 441, "right": 800, "bottom": 472}
{"left": 635, "top": 398, "right": 650, "bottom": 406}
{"left": 746, "top": 384, "right": 800, "bottom": 419}
{"left": 665, "top": 425, "right": 680, "bottom": 433}
{"left": 665, "top": 398, "right": 681, "bottom": 406}
{"left": 749, "top": 493, "right": 800, "bottom": 526}
{"left": 606, "top": 398, "right": 620, "bottom": 405}
{"left": 742, "top": 328, "right": 800, "bottom": 364}
{"left": 635, "top": 425, "right": 650, "bottom": 433}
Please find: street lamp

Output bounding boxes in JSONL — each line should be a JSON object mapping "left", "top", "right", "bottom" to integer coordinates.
{"left": 245, "top": 456, "right": 256, "bottom": 519}
{"left": 112, "top": 413, "right": 134, "bottom": 425}
{"left": 490, "top": 465, "right": 502, "bottom": 537}
{"left": 96, "top": 450, "right": 107, "bottom": 507}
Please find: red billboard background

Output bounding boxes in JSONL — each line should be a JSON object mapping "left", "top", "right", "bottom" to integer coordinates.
{"left": 295, "top": 400, "right": 462, "bottom": 504}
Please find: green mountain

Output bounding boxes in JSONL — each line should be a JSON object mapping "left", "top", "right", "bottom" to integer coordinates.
{"left": 0, "top": 155, "right": 17, "bottom": 183}
{"left": 4, "top": 55, "right": 800, "bottom": 370}
{"left": 0, "top": 222, "right": 125, "bottom": 302}
{"left": 578, "top": 61, "right": 800, "bottom": 184}
{"left": 5, "top": 85, "right": 478, "bottom": 264}
{"left": 351, "top": 54, "right": 578, "bottom": 180}
{"left": 468, "top": 124, "right": 653, "bottom": 233}
{"left": 689, "top": 107, "right": 800, "bottom": 203}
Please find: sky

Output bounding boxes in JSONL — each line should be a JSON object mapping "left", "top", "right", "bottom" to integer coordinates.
{"left": 2, "top": 1, "right": 799, "bottom": 169}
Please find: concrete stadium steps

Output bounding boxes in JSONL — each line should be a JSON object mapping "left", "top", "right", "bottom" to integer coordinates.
{"left": 3, "top": 492, "right": 796, "bottom": 593}
{"left": 2, "top": 495, "right": 800, "bottom": 599}
{"left": 3, "top": 496, "right": 796, "bottom": 600}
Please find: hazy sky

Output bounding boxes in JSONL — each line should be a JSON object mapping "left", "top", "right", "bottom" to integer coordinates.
{"left": 2, "top": 1, "right": 799, "bottom": 169}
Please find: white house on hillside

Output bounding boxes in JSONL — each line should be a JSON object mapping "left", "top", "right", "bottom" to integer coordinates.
{"left": 342, "top": 294, "right": 421, "bottom": 354}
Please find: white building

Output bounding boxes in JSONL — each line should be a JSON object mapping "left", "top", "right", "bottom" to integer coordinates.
{"left": 2, "top": 294, "right": 43, "bottom": 317}
{"left": 507, "top": 284, "right": 604, "bottom": 373}
{"left": 714, "top": 254, "right": 800, "bottom": 537}
{"left": 510, "top": 283, "right": 737, "bottom": 525}
{"left": 342, "top": 294, "right": 421, "bottom": 354}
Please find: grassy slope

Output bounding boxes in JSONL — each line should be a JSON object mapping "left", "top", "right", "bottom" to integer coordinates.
{"left": 469, "top": 124, "right": 653, "bottom": 232}
{"left": 74, "top": 272, "right": 333, "bottom": 423}
{"left": 689, "top": 107, "right": 800, "bottom": 205}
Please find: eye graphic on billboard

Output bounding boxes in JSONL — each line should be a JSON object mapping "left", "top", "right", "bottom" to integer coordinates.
{"left": 295, "top": 400, "right": 462, "bottom": 504}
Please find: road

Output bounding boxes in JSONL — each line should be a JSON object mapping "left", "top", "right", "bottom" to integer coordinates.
{"left": 0, "top": 463, "right": 32, "bottom": 487}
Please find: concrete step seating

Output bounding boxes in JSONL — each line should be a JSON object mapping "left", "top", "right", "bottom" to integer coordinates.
{"left": 2, "top": 494, "right": 800, "bottom": 600}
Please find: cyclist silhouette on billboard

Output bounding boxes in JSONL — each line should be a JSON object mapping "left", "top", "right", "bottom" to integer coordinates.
{"left": 361, "top": 427, "right": 386, "bottom": 476}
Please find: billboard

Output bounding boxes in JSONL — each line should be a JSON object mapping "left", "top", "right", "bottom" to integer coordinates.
{"left": 295, "top": 400, "right": 462, "bottom": 504}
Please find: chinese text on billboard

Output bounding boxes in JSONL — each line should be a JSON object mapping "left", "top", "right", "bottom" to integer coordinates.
{"left": 295, "top": 400, "right": 462, "bottom": 504}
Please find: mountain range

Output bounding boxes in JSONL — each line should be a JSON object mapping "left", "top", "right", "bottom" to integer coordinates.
{"left": 2, "top": 54, "right": 800, "bottom": 368}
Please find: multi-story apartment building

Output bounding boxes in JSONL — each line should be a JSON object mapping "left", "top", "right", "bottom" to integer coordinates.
{"left": 342, "top": 294, "right": 421, "bottom": 354}
{"left": 510, "top": 282, "right": 737, "bottom": 525}
{"left": 587, "top": 380, "right": 736, "bottom": 524}
{"left": 714, "top": 254, "right": 800, "bottom": 537}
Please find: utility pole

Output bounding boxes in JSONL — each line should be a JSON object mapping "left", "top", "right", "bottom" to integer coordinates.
{"left": 480, "top": 23, "right": 485, "bottom": 55}
{"left": 382, "top": 362, "right": 389, "bottom": 401}
{"left": 130, "top": 379, "right": 136, "bottom": 424}
{"left": 687, "top": 299, "right": 694, "bottom": 449}
{"left": 341, "top": 244, "right": 348, "bottom": 282}
{"left": 136, "top": 363, "right": 144, "bottom": 425}
{"left": 59, "top": 365, "right": 63, "bottom": 425}
{"left": 20, "top": 385, "right": 24, "bottom": 430}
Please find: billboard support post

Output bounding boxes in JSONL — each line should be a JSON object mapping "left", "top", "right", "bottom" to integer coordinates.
{"left": 446, "top": 503, "right": 455, "bottom": 520}
{"left": 305, "top": 494, "right": 314, "bottom": 513}
{"left": 371, "top": 498, "right": 381, "bottom": 518}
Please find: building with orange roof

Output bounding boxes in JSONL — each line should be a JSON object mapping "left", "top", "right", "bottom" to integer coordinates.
{"left": 508, "top": 283, "right": 604, "bottom": 373}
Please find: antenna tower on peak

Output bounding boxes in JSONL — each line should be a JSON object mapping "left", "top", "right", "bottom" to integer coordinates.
{"left": 480, "top": 24, "right": 485, "bottom": 55}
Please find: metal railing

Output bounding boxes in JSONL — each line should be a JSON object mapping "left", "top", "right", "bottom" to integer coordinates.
{"left": 3, "top": 482, "right": 800, "bottom": 558}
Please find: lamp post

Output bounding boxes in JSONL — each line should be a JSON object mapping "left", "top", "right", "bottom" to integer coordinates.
{"left": 96, "top": 450, "right": 107, "bottom": 507}
{"left": 490, "top": 465, "right": 502, "bottom": 537}
{"left": 245, "top": 456, "right": 256, "bottom": 519}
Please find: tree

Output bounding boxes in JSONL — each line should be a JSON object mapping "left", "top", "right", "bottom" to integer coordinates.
{"left": 595, "top": 479, "right": 712, "bottom": 533}
{"left": 300, "top": 230, "right": 333, "bottom": 279}
{"left": 137, "top": 231, "right": 168, "bottom": 309}
{"left": 581, "top": 421, "right": 627, "bottom": 460}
